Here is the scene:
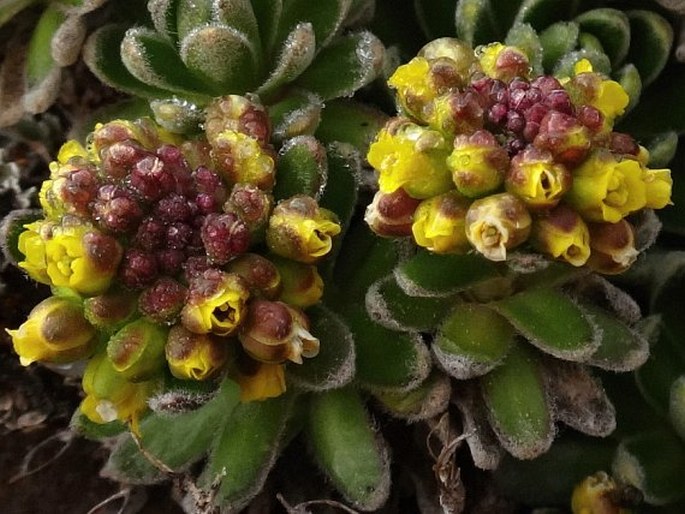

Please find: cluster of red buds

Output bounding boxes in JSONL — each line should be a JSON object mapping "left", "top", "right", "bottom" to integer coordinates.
{"left": 7, "top": 96, "right": 340, "bottom": 427}
{"left": 366, "top": 39, "right": 672, "bottom": 272}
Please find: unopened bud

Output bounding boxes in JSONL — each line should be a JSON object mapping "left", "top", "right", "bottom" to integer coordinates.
{"left": 271, "top": 257, "right": 324, "bottom": 308}
{"left": 411, "top": 191, "right": 471, "bottom": 254}
{"left": 427, "top": 90, "right": 484, "bottom": 138}
{"left": 223, "top": 183, "right": 273, "bottom": 237}
{"left": 505, "top": 146, "right": 572, "bottom": 210}
{"left": 165, "top": 325, "right": 228, "bottom": 381}
{"left": 571, "top": 471, "right": 632, "bottom": 514}
{"left": 447, "top": 130, "right": 509, "bottom": 198}
{"left": 205, "top": 95, "right": 271, "bottom": 147}
{"left": 238, "top": 300, "right": 319, "bottom": 364}
{"left": 201, "top": 212, "right": 250, "bottom": 265}
{"left": 225, "top": 253, "right": 282, "bottom": 299}
{"left": 465, "top": 193, "right": 532, "bottom": 261}
{"left": 84, "top": 290, "right": 138, "bottom": 333}
{"left": 235, "top": 358, "right": 286, "bottom": 402}
{"left": 531, "top": 205, "right": 591, "bottom": 266}
{"left": 364, "top": 188, "right": 421, "bottom": 237}
{"left": 477, "top": 43, "right": 530, "bottom": 82}
{"left": 210, "top": 130, "right": 275, "bottom": 190}
{"left": 266, "top": 195, "right": 341, "bottom": 264}
{"left": 6, "top": 295, "right": 95, "bottom": 366}
{"left": 138, "top": 278, "right": 188, "bottom": 323}
{"left": 107, "top": 318, "right": 167, "bottom": 381}
{"left": 587, "top": 219, "right": 638, "bottom": 274}
{"left": 534, "top": 111, "right": 591, "bottom": 167}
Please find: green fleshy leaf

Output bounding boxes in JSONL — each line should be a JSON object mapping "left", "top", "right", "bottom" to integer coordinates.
{"left": 307, "top": 387, "right": 390, "bottom": 510}
{"left": 494, "top": 434, "right": 614, "bottom": 505}
{"left": 645, "top": 131, "right": 679, "bottom": 168}
{"left": 344, "top": 303, "right": 431, "bottom": 392}
{"left": 455, "top": 0, "right": 498, "bottom": 46}
{"left": 176, "top": 0, "right": 212, "bottom": 40}
{"left": 515, "top": 0, "right": 585, "bottom": 30}
{"left": 319, "top": 142, "right": 360, "bottom": 237}
{"left": 553, "top": 48, "right": 611, "bottom": 77}
{"left": 670, "top": 376, "right": 685, "bottom": 441}
{"left": 213, "top": 0, "right": 260, "bottom": 48}
{"left": 103, "top": 379, "right": 241, "bottom": 483}
{"left": 148, "top": 0, "right": 180, "bottom": 44}
{"left": 614, "top": 62, "right": 642, "bottom": 113}
{"left": 315, "top": 98, "right": 388, "bottom": 155}
{"left": 434, "top": 303, "right": 515, "bottom": 380}
{"left": 505, "top": 23, "right": 543, "bottom": 75}
{"left": 414, "top": 0, "right": 458, "bottom": 40}
{"left": 277, "top": 0, "right": 350, "bottom": 50}
{"left": 395, "top": 250, "right": 500, "bottom": 298}
{"left": 287, "top": 304, "right": 355, "bottom": 391}
{"left": 269, "top": 89, "right": 322, "bottom": 140}
{"left": 0, "top": 209, "right": 43, "bottom": 266}
{"left": 575, "top": 8, "right": 630, "bottom": 66}
{"left": 25, "top": 5, "right": 63, "bottom": 87}
{"left": 83, "top": 25, "right": 174, "bottom": 99}
{"left": 295, "top": 31, "right": 384, "bottom": 101}
{"left": 273, "top": 135, "right": 327, "bottom": 201}
{"left": 372, "top": 371, "right": 451, "bottom": 422}
{"left": 490, "top": 288, "right": 599, "bottom": 361}
{"left": 481, "top": 344, "right": 554, "bottom": 460}
{"left": 0, "top": 0, "right": 38, "bottom": 29}
{"left": 150, "top": 97, "right": 205, "bottom": 134}
{"left": 578, "top": 31, "right": 604, "bottom": 54}
{"left": 179, "top": 24, "right": 258, "bottom": 93}
{"left": 70, "top": 410, "right": 127, "bottom": 440}
{"left": 613, "top": 429, "right": 685, "bottom": 505}
{"left": 250, "top": 0, "right": 283, "bottom": 55}
{"left": 539, "top": 21, "right": 579, "bottom": 72}
{"left": 626, "top": 10, "right": 673, "bottom": 87}
{"left": 257, "top": 22, "right": 316, "bottom": 98}
{"left": 366, "top": 274, "right": 458, "bottom": 332}
{"left": 121, "top": 27, "right": 216, "bottom": 97}
{"left": 202, "top": 393, "right": 295, "bottom": 511}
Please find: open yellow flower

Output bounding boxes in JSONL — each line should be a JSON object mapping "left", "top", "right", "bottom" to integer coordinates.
{"left": 367, "top": 120, "right": 453, "bottom": 199}
{"left": 17, "top": 220, "right": 53, "bottom": 285}
{"left": 211, "top": 129, "right": 275, "bottom": 190}
{"left": 388, "top": 57, "right": 435, "bottom": 120}
{"left": 570, "top": 59, "right": 629, "bottom": 123}
{"left": 531, "top": 205, "right": 591, "bottom": 267}
{"left": 643, "top": 168, "right": 673, "bottom": 209}
{"left": 181, "top": 270, "right": 250, "bottom": 336}
{"left": 6, "top": 295, "right": 95, "bottom": 366}
{"left": 447, "top": 130, "right": 509, "bottom": 198}
{"left": 505, "top": 147, "right": 572, "bottom": 210}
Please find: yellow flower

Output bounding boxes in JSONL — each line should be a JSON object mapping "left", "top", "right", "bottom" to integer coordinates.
{"left": 236, "top": 362, "right": 286, "bottom": 402}
{"left": 266, "top": 195, "right": 341, "bottom": 264}
{"left": 211, "top": 129, "right": 275, "bottom": 190}
{"left": 90, "top": 118, "right": 180, "bottom": 158}
{"left": 587, "top": 220, "right": 638, "bottom": 275}
{"left": 181, "top": 270, "right": 250, "bottom": 336}
{"left": 364, "top": 188, "right": 421, "bottom": 238}
{"left": 107, "top": 319, "right": 168, "bottom": 381}
{"left": 505, "top": 147, "right": 572, "bottom": 210}
{"left": 642, "top": 168, "right": 673, "bottom": 209}
{"left": 80, "top": 352, "right": 158, "bottom": 428}
{"left": 271, "top": 257, "right": 324, "bottom": 308}
{"left": 447, "top": 130, "right": 508, "bottom": 198}
{"left": 464, "top": 193, "right": 532, "bottom": 261}
{"left": 57, "top": 140, "right": 89, "bottom": 164}
{"left": 567, "top": 59, "right": 629, "bottom": 124}
{"left": 477, "top": 43, "right": 530, "bottom": 82}
{"left": 165, "top": 325, "right": 228, "bottom": 381}
{"left": 42, "top": 223, "right": 123, "bottom": 295}
{"left": 566, "top": 150, "right": 646, "bottom": 223}
{"left": 532, "top": 205, "right": 591, "bottom": 267}
{"left": 367, "top": 119, "right": 453, "bottom": 199}
{"left": 411, "top": 191, "right": 471, "bottom": 254}
{"left": 17, "top": 220, "right": 53, "bottom": 285}
{"left": 388, "top": 57, "right": 434, "bottom": 120}
{"left": 6, "top": 295, "right": 95, "bottom": 366}
{"left": 571, "top": 471, "right": 631, "bottom": 514}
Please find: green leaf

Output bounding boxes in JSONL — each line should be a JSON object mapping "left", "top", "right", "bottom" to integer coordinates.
{"left": 514, "top": 0, "right": 582, "bottom": 31}
{"left": 366, "top": 274, "right": 458, "bottom": 332}
{"left": 584, "top": 304, "right": 649, "bottom": 372}
{"left": 670, "top": 376, "right": 685, "bottom": 441}
{"left": 319, "top": 143, "right": 360, "bottom": 237}
{"left": 614, "top": 62, "right": 642, "bottom": 113}
{"left": 575, "top": 8, "right": 630, "bottom": 66}
{"left": 372, "top": 371, "right": 450, "bottom": 422}
{"left": 250, "top": 0, "right": 282, "bottom": 55}
{"left": 179, "top": 24, "right": 258, "bottom": 93}
{"left": 295, "top": 31, "right": 384, "bottom": 101}
{"left": 490, "top": 288, "right": 599, "bottom": 361}
{"left": 176, "top": 0, "right": 212, "bottom": 40}
{"left": 272, "top": 135, "right": 327, "bottom": 201}
{"left": 121, "top": 27, "right": 216, "bottom": 97}
{"left": 645, "top": 131, "right": 679, "bottom": 168}
{"left": 25, "top": 5, "right": 63, "bottom": 87}
{"left": 553, "top": 48, "right": 612, "bottom": 77}
{"left": 434, "top": 303, "right": 515, "bottom": 379}
{"left": 315, "top": 98, "right": 388, "bottom": 155}
{"left": 257, "top": 22, "right": 316, "bottom": 98}
{"left": 539, "top": 21, "right": 579, "bottom": 72}
{"left": 395, "top": 250, "right": 500, "bottom": 298}
{"left": 148, "top": 0, "right": 180, "bottom": 44}
{"left": 481, "top": 344, "right": 554, "bottom": 460}
{"left": 626, "top": 10, "right": 673, "bottom": 87}
{"left": 202, "top": 394, "right": 295, "bottom": 511}
{"left": 83, "top": 25, "right": 174, "bottom": 99}
{"left": 455, "top": 0, "right": 498, "bottom": 46}
{"left": 0, "top": 0, "right": 38, "bottom": 29}
{"left": 613, "top": 429, "right": 685, "bottom": 505}
{"left": 150, "top": 97, "right": 205, "bottom": 134}
{"left": 0, "top": 209, "right": 43, "bottom": 266}
{"left": 578, "top": 31, "right": 604, "bottom": 55}
{"left": 276, "top": 0, "right": 351, "bottom": 50}
{"left": 104, "top": 379, "right": 241, "bottom": 483}
{"left": 505, "top": 23, "right": 543, "bottom": 75}
{"left": 307, "top": 387, "right": 390, "bottom": 510}
{"left": 268, "top": 89, "right": 322, "bottom": 140}
{"left": 287, "top": 304, "right": 355, "bottom": 391}
{"left": 414, "top": 0, "right": 458, "bottom": 40}
{"left": 344, "top": 303, "right": 431, "bottom": 392}
{"left": 213, "top": 0, "right": 260, "bottom": 49}
{"left": 70, "top": 410, "right": 126, "bottom": 441}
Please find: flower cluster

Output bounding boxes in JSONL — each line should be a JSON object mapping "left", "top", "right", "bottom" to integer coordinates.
{"left": 366, "top": 39, "right": 672, "bottom": 272}
{"left": 7, "top": 97, "right": 341, "bottom": 427}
